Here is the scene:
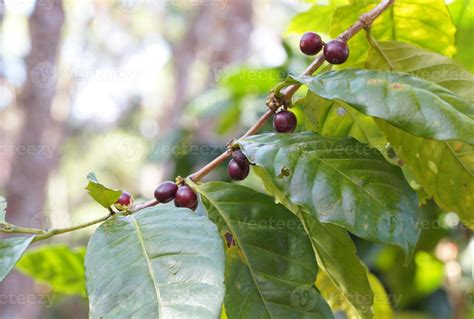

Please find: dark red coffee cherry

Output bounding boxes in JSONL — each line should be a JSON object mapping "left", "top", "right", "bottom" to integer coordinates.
{"left": 323, "top": 40, "right": 349, "bottom": 64}
{"left": 154, "top": 181, "right": 178, "bottom": 203}
{"left": 273, "top": 110, "right": 297, "bottom": 133}
{"left": 300, "top": 32, "right": 324, "bottom": 56}
{"left": 228, "top": 159, "right": 249, "bottom": 181}
{"left": 114, "top": 191, "right": 134, "bottom": 211}
{"left": 232, "top": 149, "right": 248, "bottom": 166}
{"left": 174, "top": 185, "right": 198, "bottom": 209}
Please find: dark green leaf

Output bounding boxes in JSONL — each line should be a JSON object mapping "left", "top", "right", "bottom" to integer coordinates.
{"left": 85, "top": 172, "right": 122, "bottom": 208}
{"left": 197, "top": 182, "right": 333, "bottom": 319}
{"left": 85, "top": 205, "right": 225, "bottom": 319}
{"left": 330, "top": 0, "right": 456, "bottom": 66}
{"left": 240, "top": 132, "right": 420, "bottom": 258}
{"left": 304, "top": 215, "right": 373, "bottom": 318}
{"left": 0, "top": 236, "right": 34, "bottom": 282}
{"left": 251, "top": 166, "right": 374, "bottom": 318}
{"left": 16, "top": 245, "right": 86, "bottom": 296}
{"left": 293, "top": 70, "right": 474, "bottom": 144}
{"left": 367, "top": 41, "right": 474, "bottom": 227}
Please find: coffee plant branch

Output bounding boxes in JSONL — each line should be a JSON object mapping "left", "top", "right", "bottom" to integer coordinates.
{"left": 188, "top": 0, "right": 395, "bottom": 182}
{"left": 0, "top": 0, "right": 394, "bottom": 240}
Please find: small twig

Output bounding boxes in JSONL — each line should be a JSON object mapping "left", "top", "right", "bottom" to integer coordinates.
{"left": 189, "top": 149, "right": 233, "bottom": 182}
{"left": 1, "top": 213, "right": 114, "bottom": 242}
{"left": 189, "top": 0, "right": 395, "bottom": 183}
{"left": 1, "top": 224, "right": 46, "bottom": 235}
{"left": 32, "top": 213, "right": 114, "bottom": 242}
{"left": 1, "top": 202, "right": 161, "bottom": 242}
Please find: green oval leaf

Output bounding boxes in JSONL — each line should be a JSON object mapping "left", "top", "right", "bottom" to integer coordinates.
{"left": 85, "top": 205, "right": 225, "bottom": 319}
{"left": 16, "top": 245, "right": 86, "bottom": 296}
{"left": 367, "top": 41, "right": 474, "bottom": 227}
{"left": 240, "top": 132, "right": 421, "bottom": 258}
{"left": 251, "top": 166, "right": 374, "bottom": 319}
{"left": 293, "top": 70, "right": 474, "bottom": 144}
{"left": 330, "top": 0, "right": 456, "bottom": 66}
{"left": 0, "top": 236, "right": 34, "bottom": 282}
{"left": 197, "top": 182, "right": 333, "bottom": 319}
{"left": 85, "top": 172, "right": 122, "bottom": 208}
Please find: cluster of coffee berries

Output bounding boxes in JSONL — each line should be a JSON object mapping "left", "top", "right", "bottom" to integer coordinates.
{"left": 154, "top": 181, "right": 198, "bottom": 210}
{"left": 114, "top": 191, "right": 134, "bottom": 211}
{"left": 228, "top": 149, "right": 250, "bottom": 181}
{"left": 299, "top": 32, "right": 349, "bottom": 65}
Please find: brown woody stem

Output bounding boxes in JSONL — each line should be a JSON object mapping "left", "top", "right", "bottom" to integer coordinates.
{"left": 189, "top": 0, "right": 394, "bottom": 183}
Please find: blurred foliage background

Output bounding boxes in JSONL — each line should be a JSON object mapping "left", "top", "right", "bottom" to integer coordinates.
{"left": 0, "top": 0, "right": 472, "bottom": 318}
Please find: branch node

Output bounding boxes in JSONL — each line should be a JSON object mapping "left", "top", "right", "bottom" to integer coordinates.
{"left": 226, "top": 139, "right": 238, "bottom": 151}
{"left": 266, "top": 90, "right": 289, "bottom": 112}
{"left": 175, "top": 176, "right": 186, "bottom": 185}
{"left": 359, "top": 13, "right": 372, "bottom": 28}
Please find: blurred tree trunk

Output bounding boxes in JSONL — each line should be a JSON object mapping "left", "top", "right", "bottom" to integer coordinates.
{"left": 164, "top": 0, "right": 253, "bottom": 131}
{"left": 0, "top": 0, "right": 4, "bottom": 74}
{"left": 0, "top": 1, "right": 64, "bottom": 319}
{"left": 159, "top": 0, "right": 253, "bottom": 178}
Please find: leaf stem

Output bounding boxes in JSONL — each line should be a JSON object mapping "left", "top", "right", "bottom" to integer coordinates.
{"left": 189, "top": 0, "right": 394, "bottom": 183}
{"left": 365, "top": 27, "right": 395, "bottom": 70}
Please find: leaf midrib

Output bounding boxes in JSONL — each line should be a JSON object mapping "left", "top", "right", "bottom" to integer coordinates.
{"left": 130, "top": 215, "right": 162, "bottom": 318}
{"left": 445, "top": 141, "right": 474, "bottom": 177}
{"left": 258, "top": 168, "right": 373, "bottom": 318}
{"left": 198, "top": 189, "right": 274, "bottom": 318}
